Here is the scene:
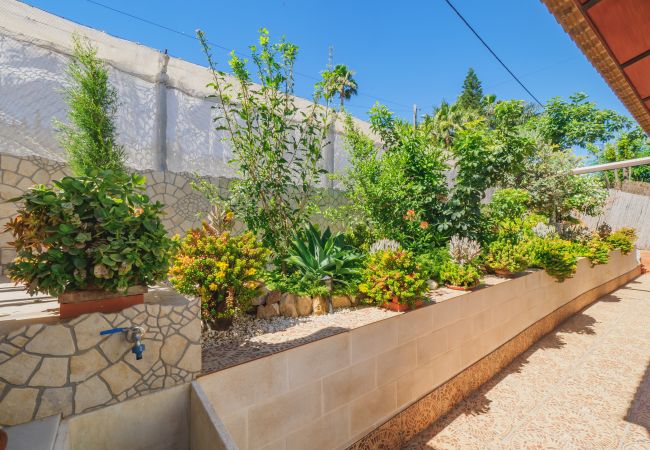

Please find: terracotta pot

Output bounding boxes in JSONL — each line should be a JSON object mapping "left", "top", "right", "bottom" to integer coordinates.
{"left": 0, "top": 429, "right": 7, "bottom": 450}
{"left": 445, "top": 282, "right": 479, "bottom": 291}
{"left": 494, "top": 268, "right": 516, "bottom": 278}
{"left": 380, "top": 296, "right": 425, "bottom": 312}
{"left": 58, "top": 286, "right": 148, "bottom": 319}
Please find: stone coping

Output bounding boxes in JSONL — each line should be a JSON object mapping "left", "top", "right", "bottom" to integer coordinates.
{"left": 0, "top": 284, "right": 189, "bottom": 336}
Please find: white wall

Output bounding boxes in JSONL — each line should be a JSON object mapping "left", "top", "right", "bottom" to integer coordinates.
{"left": 0, "top": 0, "right": 370, "bottom": 178}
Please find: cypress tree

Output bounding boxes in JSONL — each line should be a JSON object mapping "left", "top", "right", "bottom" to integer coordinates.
{"left": 57, "top": 35, "right": 126, "bottom": 176}
{"left": 456, "top": 68, "right": 484, "bottom": 112}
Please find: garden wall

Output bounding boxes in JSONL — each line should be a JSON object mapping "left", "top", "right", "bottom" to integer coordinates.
{"left": 0, "top": 297, "right": 201, "bottom": 426}
{"left": 197, "top": 250, "right": 639, "bottom": 450}
{"left": 0, "top": 1, "right": 353, "bottom": 272}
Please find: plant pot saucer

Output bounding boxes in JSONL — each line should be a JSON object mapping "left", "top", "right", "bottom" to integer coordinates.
{"left": 494, "top": 268, "right": 517, "bottom": 278}
{"left": 445, "top": 283, "right": 479, "bottom": 291}
{"left": 380, "top": 299, "right": 425, "bottom": 312}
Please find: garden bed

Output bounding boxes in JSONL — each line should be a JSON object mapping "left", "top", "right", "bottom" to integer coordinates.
{"left": 201, "top": 275, "right": 510, "bottom": 373}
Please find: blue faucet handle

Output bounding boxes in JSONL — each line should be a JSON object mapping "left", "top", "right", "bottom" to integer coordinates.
{"left": 99, "top": 327, "right": 127, "bottom": 336}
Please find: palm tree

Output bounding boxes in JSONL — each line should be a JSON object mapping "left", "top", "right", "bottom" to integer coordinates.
{"left": 320, "top": 64, "right": 358, "bottom": 110}
{"left": 425, "top": 100, "right": 468, "bottom": 150}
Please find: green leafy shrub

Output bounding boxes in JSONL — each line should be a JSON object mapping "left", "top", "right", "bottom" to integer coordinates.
{"left": 341, "top": 110, "right": 448, "bottom": 251}
{"left": 284, "top": 224, "right": 362, "bottom": 289}
{"left": 573, "top": 236, "right": 610, "bottom": 266}
{"left": 5, "top": 171, "right": 172, "bottom": 296}
{"left": 358, "top": 250, "right": 428, "bottom": 306}
{"left": 169, "top": 224, "right": 270, "bottom": 321}
{"left": 605, "top": 227, "right": 636, "bottom": 255}
{"left": 530, "top": 238, "right": 577, "bottom": 282}
{"left": 485, "top": 188, "right": 531, "bottom": 225}
{"left": 485, "top": 239, "right": 530, "bottom": 273}
{"left": 263, "top": 271, "right": 329, "bottom": 297}
{"left": 416, "top": 247, "right": 450, "bottom": 282}
{"left": 439, "top": 261, "right": 481, "bottom": 288}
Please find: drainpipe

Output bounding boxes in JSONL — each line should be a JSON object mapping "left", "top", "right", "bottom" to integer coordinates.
{"left": 155, "top": 50, "right": 170, "bottom": 172}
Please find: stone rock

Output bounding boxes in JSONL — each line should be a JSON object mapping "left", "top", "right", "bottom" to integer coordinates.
{"left": 30, "top": 357, "right": 68, "bottom": 387}
{"left": 10, "top": 335, "right": 29, "bottom": 347}
{"left": 176, "top": 344, "right": 201, "bottom": 373}
{"left": 256, "top": 303, "right": 280, "bottom": 319}
{"left": 296, "top": 296, "right": 313, "bottom": 316}
{"left": 75, "top": 376, "right": 112, "bottom": 414}
{"left": 36, "top": 387, "right": 73, "bottom": 419}
{"left": 17, "top": 160, "right": 38, "bottom": 177}
{"left": 161, "top": 335, "right": 189, "bottom": 366}
{"left": 427, "top": 279, "right": 439, "bottom": 290}
{"left": 0, "top": 388, "right": 39, "bottom": 425}
{"left": 279, "top": 294, "right": 299, "bottom": 317}
{"left": 265, "top": 290, "right": 282, "bottom": 305}
{"left": 70, "top": 349, "right": 109, "bottom": 382}
{"left": 252, "top": 285, "right": 270, "bottom": 306}
{"left": 179, "top": 320, "right": 201, "bottom": 343}
{"left": 25, "top": 326, "right": 76, "bottom": 356}
{"left": 0, "top": 342, "right": 20, "bottom": 356}
{"left": 0, "top": 352, "right": 41, "bottom": 384}
{"left": 74, "top": 314, "right": 112, "bottom": 351}
{"left": 332, "top": 295, "right": 352, "bottom": 309}
{"left": 100, "top": 362, "right": 140, "bottom": 396}
{"left": 99, "top": 335, "right": 130, "bottom": 363}
{"left": 349, "top": 295, "right": 360, "bottom": 306}
{"left": 24, "top": 324, "right": 43, "bottom": 338}
{"left": 312, "top": 296, "right": 328, "bottom": 316}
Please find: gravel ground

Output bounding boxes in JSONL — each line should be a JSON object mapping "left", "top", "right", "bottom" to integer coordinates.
{"left": 201, "top": 305, "right": 401, "bottom": 373}
{"left": 201, "top": 275, "right": 512, "bottom": 374}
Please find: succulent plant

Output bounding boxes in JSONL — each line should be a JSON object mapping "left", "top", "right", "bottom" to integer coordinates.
{"left": 532, "top": 222, "right": 557, "bottom": 239}
{"left": 369, "top": 239, "right": 401, "bottom": 254}
{"left": 448, "top": 235, "right": 481, "bottom": 265}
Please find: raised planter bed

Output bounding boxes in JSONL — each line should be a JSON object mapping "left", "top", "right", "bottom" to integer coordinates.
{"left": 197, "top": 250, "right": 640, "bottom": 450}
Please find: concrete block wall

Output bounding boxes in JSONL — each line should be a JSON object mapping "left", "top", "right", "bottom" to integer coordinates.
{"left": 197, "top": 250, "right": 638, "bottom": 450}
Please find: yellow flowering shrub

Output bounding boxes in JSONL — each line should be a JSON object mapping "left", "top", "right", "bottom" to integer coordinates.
{"left": 169, "top": 224, "right": 269, "bottom": 321}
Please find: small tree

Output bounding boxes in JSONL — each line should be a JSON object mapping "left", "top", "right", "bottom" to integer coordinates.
{"left": 456, "top": 68, "right": 484, "bottom": 113}
{"left": 56, "top": 35, "right": 126, "bottom": 176}
{"left": 535, "top": 92, "right": 631, "bottom": 150}
{"left": 198, "top": 29, "right": 334, "bottom": 256}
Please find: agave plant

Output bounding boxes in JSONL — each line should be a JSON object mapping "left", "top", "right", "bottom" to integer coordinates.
{"left": 284, "top": 224, "right": 362, "bottom": 287}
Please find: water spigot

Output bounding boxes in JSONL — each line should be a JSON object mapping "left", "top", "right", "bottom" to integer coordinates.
{"left": 99, "top": 326, "right": 146, "bottom": 360}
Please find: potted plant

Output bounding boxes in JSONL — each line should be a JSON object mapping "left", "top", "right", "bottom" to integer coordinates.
{"left": 485, "top": 239, "right": 530, "bottom": 277}
{"left": 359, "top": 246, "right": 428, "bottom": 312}
{"left": 439, "top": 261, "right": 481, "bottom": 290}
{"left": 4, "top": 171, "right": 173, "bottom": 318}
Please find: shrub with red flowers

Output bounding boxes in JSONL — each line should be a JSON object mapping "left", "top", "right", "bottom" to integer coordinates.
{"left": 358, "top": 249, "right": 428, "bottom": 306}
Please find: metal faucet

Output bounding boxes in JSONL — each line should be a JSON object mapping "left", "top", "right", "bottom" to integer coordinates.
{"left": 99, "top": 326, "right": 146, "bottom": 360}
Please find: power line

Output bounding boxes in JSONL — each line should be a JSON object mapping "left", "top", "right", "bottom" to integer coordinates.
{"left": 82, "top": 0, "right": 412, "bottom": 110}
{"left": 442, "top": 0, "right": 544, "bottom": 107}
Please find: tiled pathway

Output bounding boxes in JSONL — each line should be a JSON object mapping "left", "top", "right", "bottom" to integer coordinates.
{"left": 405, "top": 274, "right": 650, "bottom": 449}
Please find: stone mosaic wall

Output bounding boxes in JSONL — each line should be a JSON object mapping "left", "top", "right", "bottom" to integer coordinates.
{"left": 0, "top": 298, "right": 201, "bottom": 426}
{"left": 0, "top": 152, "right": 347, "bottom": 273}
{"left": 0, "top": 152, "right": 214, "bottom": 272}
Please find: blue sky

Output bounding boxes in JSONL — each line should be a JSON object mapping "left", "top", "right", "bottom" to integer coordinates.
{"left": 23, "top": 0, "right": 632, "bottom": 124}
